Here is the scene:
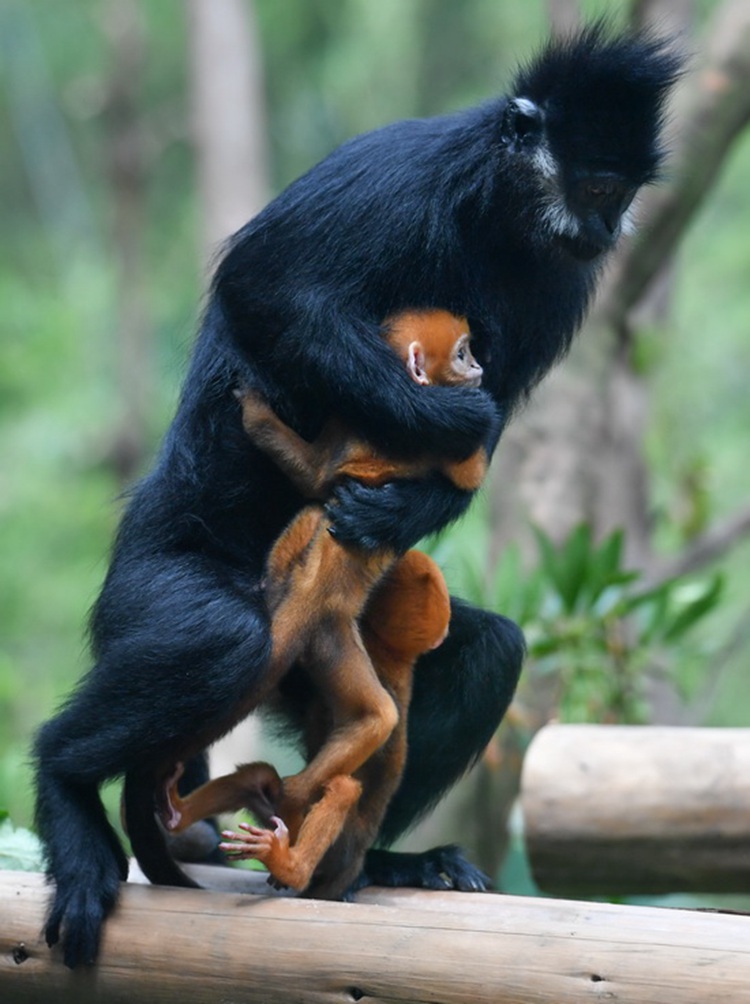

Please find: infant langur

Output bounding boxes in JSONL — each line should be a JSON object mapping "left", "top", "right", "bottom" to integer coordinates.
{"left": 161, "top": 310, "right": 489, "bottom": 898}
{"left": 238, "top": 310, "right": 486, "bottom": 500}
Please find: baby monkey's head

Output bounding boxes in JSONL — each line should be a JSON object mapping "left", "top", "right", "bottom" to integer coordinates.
{"left": 384, "top": 310, "right": 482, "bottom": 389}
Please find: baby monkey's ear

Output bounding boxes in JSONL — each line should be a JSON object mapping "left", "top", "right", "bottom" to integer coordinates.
{"left": 406, "top": 341, "right": 430, "bottom": 385}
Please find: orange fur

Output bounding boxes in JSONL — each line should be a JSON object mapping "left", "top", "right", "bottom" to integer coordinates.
{"left": 166, "top": 550, "right": 450, "bottom": 896}
{"left": 385, "top": 309, "right": 472, "bottom": 385}
{"left": 164, "top": 309, "right": 482, "bottom": 893}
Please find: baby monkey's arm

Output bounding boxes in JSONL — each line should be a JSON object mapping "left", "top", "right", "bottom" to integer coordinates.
{"left": 236, "top": 389, "right": 341, "bottom": 498}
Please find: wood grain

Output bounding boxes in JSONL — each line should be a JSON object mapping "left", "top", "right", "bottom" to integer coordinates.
{"left": 3, "top": 870, "right": 750, "bottom": 1002}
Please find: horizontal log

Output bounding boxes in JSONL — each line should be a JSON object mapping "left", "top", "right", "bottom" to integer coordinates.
{"left": 522, "top": 724, "right": 750, "bottom": 895}
{"left": 3, "top": 870, "right": 750, "bottom": 1002}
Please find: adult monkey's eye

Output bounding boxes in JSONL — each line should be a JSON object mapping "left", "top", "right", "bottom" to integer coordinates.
{"left": 587, "top": 180, "right": 617, "bottom": 199}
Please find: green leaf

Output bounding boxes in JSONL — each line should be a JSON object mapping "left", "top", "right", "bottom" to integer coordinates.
{"left": 596, "top": 529, "right": 624, "bottom": 579}
{"left": 532, "top": 524, "right": 591, "bottom": 614}
{"left": 558, "top": 523, "right": 592, "bottom": 613}
{"left": 662, "top": 574, "right": 724, "bottom": 642}
{"left": 619, "top": 579, "right": 675, "bottom": 617}
{"left": 586, "top": 530, "right": 633, "bottom": 603}
{"left": 592, "top": 573, "right": 641, "bottom": 617}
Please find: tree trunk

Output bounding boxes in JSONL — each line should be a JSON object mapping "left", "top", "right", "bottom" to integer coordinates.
{"left": 186, "top": 0, "right": 269, "bottom": 268}
{"left": 185, "top": 0, "right": 270, "bottom": 775}
{"left": 102, "top": 0, "right": 152, "bottom": 484}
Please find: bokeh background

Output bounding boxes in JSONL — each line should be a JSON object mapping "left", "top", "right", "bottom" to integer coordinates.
{"left": 1, "top": 0, "right": 749, "bottom": 891}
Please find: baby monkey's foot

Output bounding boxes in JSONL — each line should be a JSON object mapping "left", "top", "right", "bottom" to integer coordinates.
{"left": 220, "top": 817, "right": 289, "bottom": 862}
{"left": 220, "top": 817, "right": 296, "bottom": 889}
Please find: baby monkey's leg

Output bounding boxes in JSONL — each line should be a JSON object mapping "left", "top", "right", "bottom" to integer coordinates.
{"left": 161, "top": 761, "right": 284, "bottom": 834}
{"left": 219, "top": 774, "right": 362, "bottom": 891}
{"left": 280, "top": 619, "right": 399, "bottom": 818}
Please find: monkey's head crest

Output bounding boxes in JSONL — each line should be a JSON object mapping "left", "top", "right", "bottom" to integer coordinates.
{"left": 501, "top": 22, "right": 683, "bottom": 260}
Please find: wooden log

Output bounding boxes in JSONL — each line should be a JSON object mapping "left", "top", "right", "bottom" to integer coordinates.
{"left": 522, "top": 724, "right": 750, "bottom": 895}
{"left": 3, "top": 870, "right": 750, "bottom": 1002}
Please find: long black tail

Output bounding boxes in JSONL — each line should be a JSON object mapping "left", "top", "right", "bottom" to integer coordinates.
{"left": 34, "top": 725, "right": 130, "bottom": 968}
{"left": 123, "top": 768, "right": 201, "bottom": 889}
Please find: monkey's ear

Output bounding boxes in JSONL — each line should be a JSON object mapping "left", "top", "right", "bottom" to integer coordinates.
{"left": 407, "top": 342, "right": 430, "bottom": 386}
{"left": 499, "top": 97, "right": 543, "bottom": 151}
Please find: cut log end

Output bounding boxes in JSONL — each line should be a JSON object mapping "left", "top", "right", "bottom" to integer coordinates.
{"left": 522, "top": 724, "right": 750, "bottom": 896}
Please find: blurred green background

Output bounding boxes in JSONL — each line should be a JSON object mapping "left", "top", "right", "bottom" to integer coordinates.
{"left": 1, "top": 0, "right": 749, "bottom": 864}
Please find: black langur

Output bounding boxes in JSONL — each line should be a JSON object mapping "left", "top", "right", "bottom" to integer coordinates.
{"left": 33, "top": 25, "right": 680, "bottom": 967}
{"left": 155, "top": 309, "right": 483, "bottom": 896}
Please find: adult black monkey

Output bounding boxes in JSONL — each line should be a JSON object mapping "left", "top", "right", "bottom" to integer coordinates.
{"left": 34, "top": 25, "right": 680, "bottom": 967}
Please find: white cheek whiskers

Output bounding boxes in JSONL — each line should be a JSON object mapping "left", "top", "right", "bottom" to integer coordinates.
{"left": 526, "top": 143, "right": 581, "bottom": 240}
{"left": 531, "top": 143, "right": 558, "bottom": 181}
{"left": 539, "top": 195, "right": 582, "bottom": 240}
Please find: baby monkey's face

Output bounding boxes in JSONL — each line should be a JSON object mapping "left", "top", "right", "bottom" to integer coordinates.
{"left": 446, "top": 333, "right": 483, "bottom": 388}
{"left": 390, "top": 310, "right": 482, "bottom": 389}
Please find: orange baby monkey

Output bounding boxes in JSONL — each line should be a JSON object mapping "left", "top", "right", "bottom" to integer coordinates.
{"left": 165, "top": 549, "right": 450, "bottom": 899}
{"left": 238, "top": 310, "right": 486, "bottom": 496}
{"left": 161, "top": 310, "right": 488, "bottom": 895}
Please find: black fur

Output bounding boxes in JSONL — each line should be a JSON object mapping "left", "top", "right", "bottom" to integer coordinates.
{"left": 33, "top": 26, "right": 680, "bottom": 967}
{"left": 354, "top": 845, "right": 491, "bottom": 895}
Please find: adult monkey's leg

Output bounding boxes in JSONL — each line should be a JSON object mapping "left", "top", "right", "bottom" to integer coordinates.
{"left": 34, "top": 552, "right": 271, "bottom": 968}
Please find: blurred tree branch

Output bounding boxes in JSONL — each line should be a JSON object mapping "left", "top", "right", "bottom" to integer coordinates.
{"left": 602, "top": 0, "right": 750, "bottom": 335}
{"left": 647, "top": 504, "right": 750, "bottom": 586}
{"left": 599, "top": 0, "right": 750, "bottom": 578}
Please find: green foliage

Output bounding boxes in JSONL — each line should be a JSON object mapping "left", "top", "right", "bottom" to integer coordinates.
{"left": 433, "top": 524, "right": 723, "bottom": 725}
{"left": 0, "top": 811, "right": 44, "bottom": 872}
